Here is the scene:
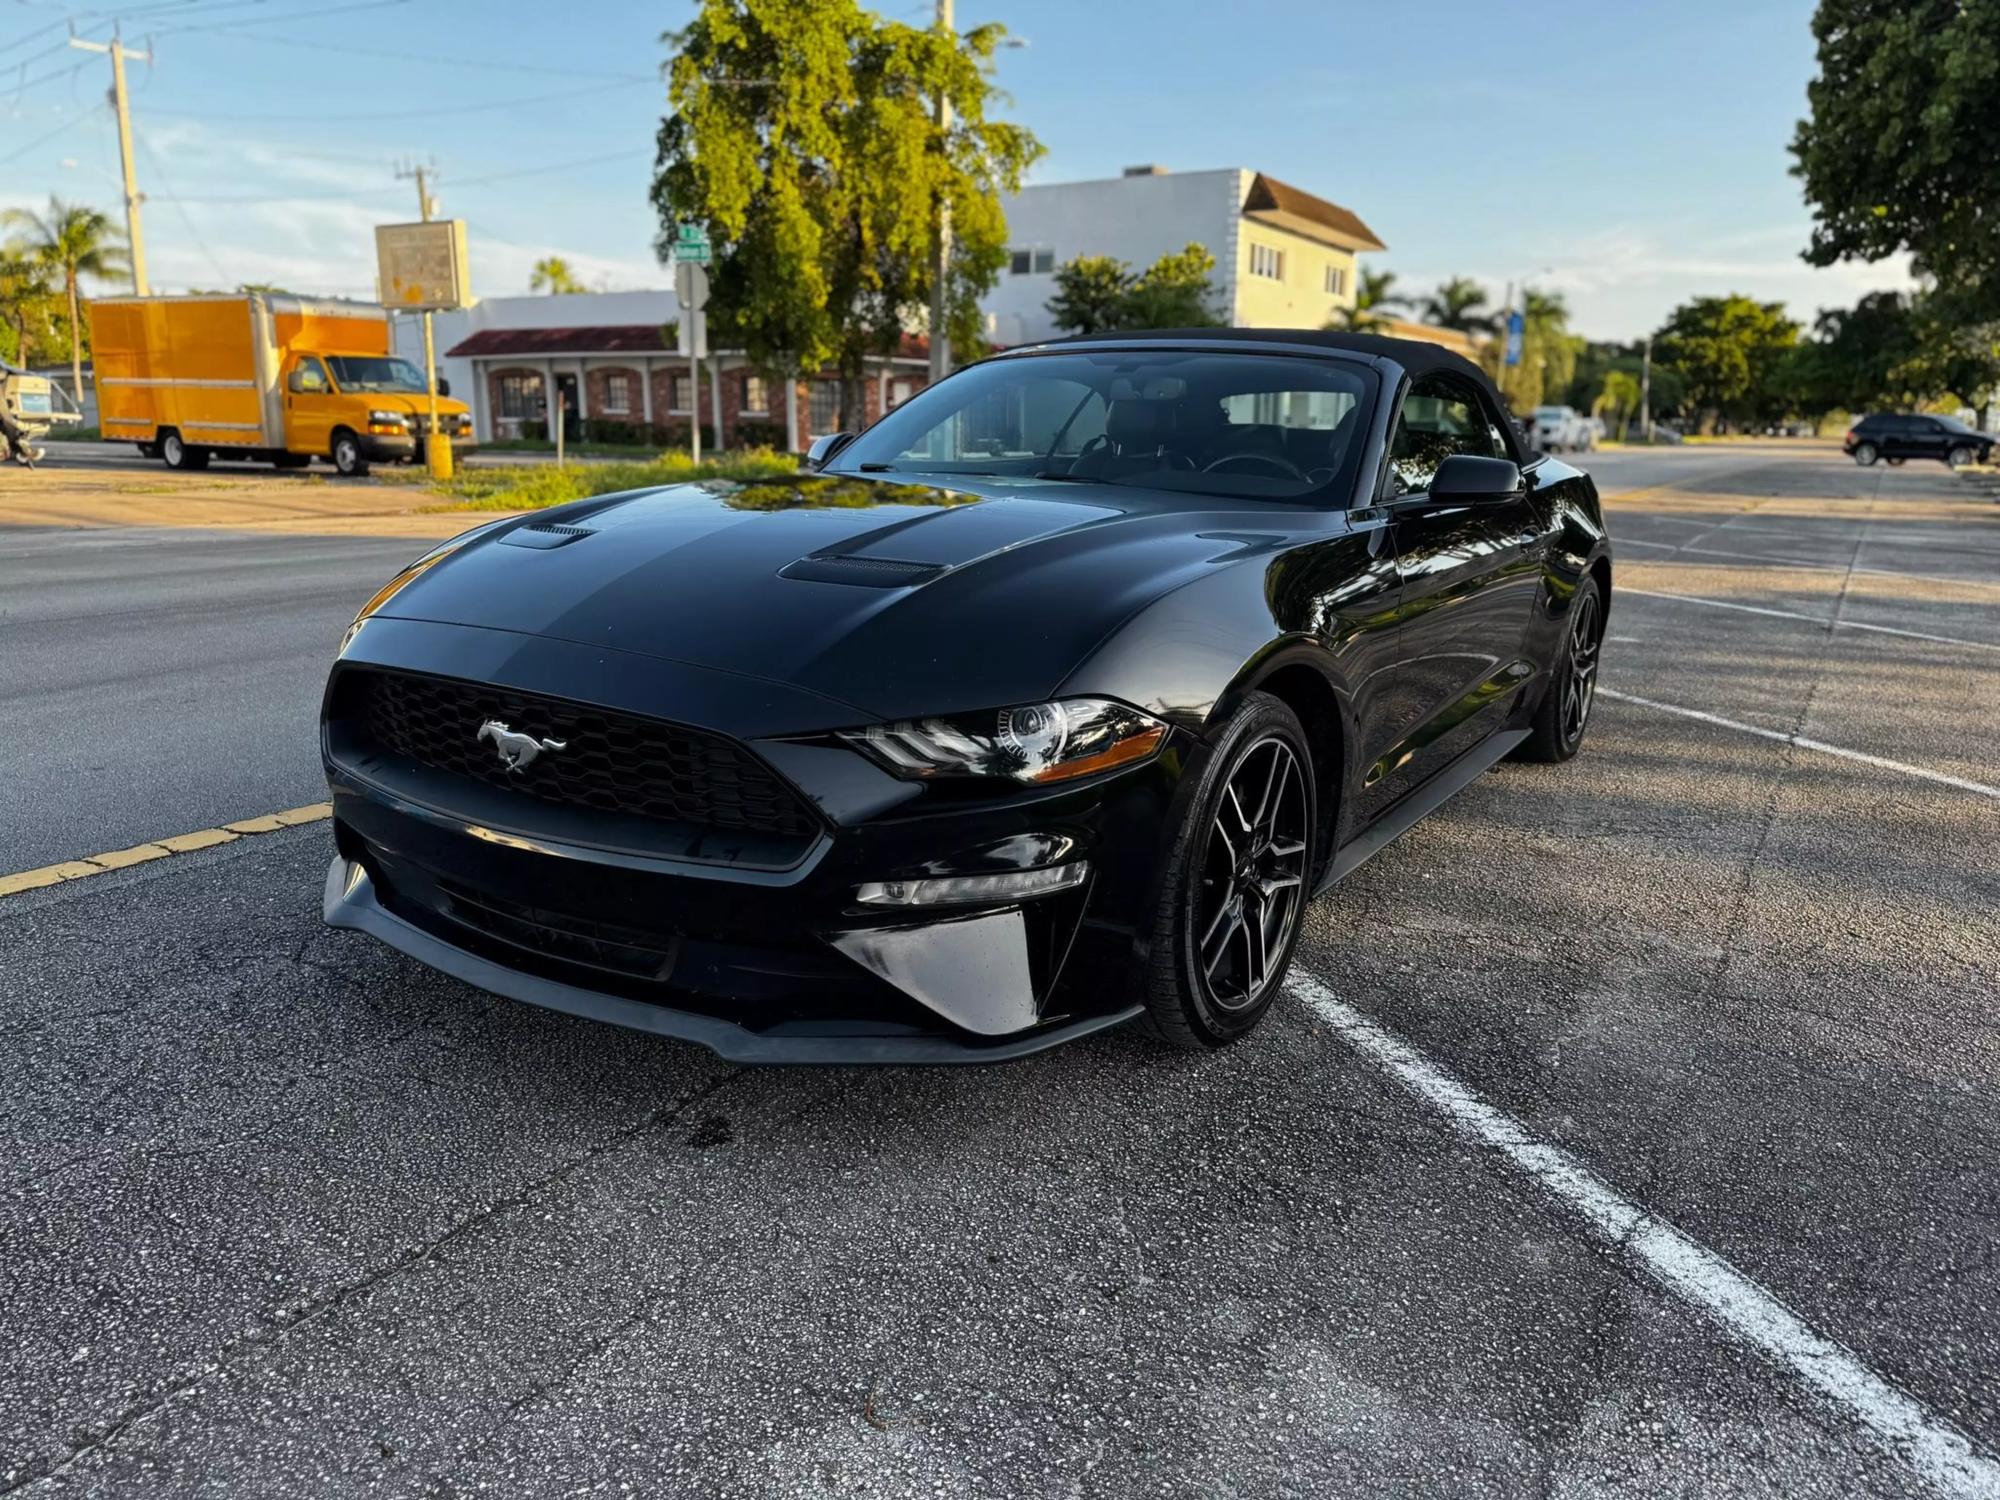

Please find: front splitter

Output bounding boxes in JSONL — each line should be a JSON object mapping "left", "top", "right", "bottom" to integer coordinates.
{"left": 321, "top": 856, "right": 1141, "bottom": 1065}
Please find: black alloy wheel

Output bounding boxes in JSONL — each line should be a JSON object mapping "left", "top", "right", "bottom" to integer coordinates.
{"left": 1143, "top": 692, "right": 1315, "bottom": 1049}
{"left": 1518, "top": 576, "right": 1604, "bottom": 763}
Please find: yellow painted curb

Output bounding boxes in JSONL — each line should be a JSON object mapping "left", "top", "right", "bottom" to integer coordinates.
{"left": 0, "top": 804, "right": 332, "bottom": 903}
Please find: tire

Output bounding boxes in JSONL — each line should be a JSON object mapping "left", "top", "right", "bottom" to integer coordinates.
{"left": 159, "top": 430, "right": 208, "bottom": 471}
{"left": 1141, "top": 692, "right": 1316, "bottom": 1051}
{"left": 331, "top": 430, "right": 369, "bottom": 477}
{"left": 1947, "top": 445, "right": 1976, "bottom": 470}
{"left": 1518, "top": 576, "right": 1603, "bottom": 764}
{"left": 1853, "top": 441, "right": 1878, "bottom": 466}
{"left": 1886, "top": 457, "right": 1906, "bottom": 467}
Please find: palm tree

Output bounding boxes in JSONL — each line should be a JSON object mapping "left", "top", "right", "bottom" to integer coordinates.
{"left": 2, "top": 198, "right": 128, "bottom": 412}
{"left": 1421, "top": 276, "right": 1494, "bottom": 333}
{"left": 529, "top": 256, "right": 585, "bottom": 295}
{"left": 1326, "top": 267, "right": 1409, "bottom": 333}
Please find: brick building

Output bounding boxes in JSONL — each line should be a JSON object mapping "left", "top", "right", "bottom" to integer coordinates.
{"left": 411, "top": 290, "right": 931, "bottom": 450}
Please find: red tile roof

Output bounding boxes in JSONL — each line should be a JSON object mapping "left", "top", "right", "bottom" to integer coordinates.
{"left": 1242, "top": 174, "right": 1387, "bottom": 252}
{"left": 446, "top": 325, "right": 672, "bottom": 358}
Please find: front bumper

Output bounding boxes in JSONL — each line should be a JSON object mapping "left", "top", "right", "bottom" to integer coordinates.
{"left": 320, "top": 621, "right": 1178, "bottom": 1063}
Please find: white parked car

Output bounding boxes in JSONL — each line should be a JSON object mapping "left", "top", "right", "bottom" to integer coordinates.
{"left": 1533, "top": 404, "right": 1594, "bottom": 453}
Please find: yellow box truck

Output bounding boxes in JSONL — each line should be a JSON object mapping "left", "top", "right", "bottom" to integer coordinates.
{"left": 87, "top": 292, "right": 474, "bottom": 476}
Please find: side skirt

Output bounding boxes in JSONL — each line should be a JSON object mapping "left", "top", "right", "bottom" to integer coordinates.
{"left": 1315, "top": 728, "right": 1529, "bottom": 895}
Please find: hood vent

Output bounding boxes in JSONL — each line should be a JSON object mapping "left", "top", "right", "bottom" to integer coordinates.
{"left": 779, "top": 554, "right": 946, "bottom": 588}
{"left": 501, "top": 522, "right": 598, "bottom": 551}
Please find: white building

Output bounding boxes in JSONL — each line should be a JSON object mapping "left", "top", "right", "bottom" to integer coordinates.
{"left": 980, "top": 166, "right": 1388, "bottom": 347}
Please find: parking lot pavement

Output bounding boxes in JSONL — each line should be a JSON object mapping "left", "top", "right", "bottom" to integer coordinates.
{"left": 1, "top": 440, "right": 1996, "bottom": 1496}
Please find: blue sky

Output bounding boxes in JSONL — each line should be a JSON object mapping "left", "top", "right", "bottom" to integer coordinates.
{"left": 2, "top": 0, "right": 1909, "bottom": 340}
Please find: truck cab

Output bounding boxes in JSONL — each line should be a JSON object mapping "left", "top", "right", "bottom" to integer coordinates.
{"left": 284, "top": 350, "right": 472, "bottom": 476}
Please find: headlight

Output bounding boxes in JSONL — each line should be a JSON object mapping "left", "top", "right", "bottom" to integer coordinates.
{"left": 368, "top": 409, "right": 408, "bottom": 426}
{"left": 842, "top": 698, "right": 1167, "bottom": 785}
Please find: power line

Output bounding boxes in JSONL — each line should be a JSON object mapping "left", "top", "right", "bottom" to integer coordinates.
{"left": 167, "top": 147, "right": 650, "bottom": 202}
{"left": 0, "top": 107, "right": 81, "bottom": 165}
{"left": 145, "top": 74, "right": 654, "bottom": 123}
{"left": 172, "top": 20, "right": 653, "bottom": 81}
{"left": 136, "top": 128, "right": 231, "bottom": 286}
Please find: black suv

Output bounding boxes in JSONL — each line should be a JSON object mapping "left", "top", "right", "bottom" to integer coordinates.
{"left": 1844, "top": 412, "right": 1993, "bottom": 469}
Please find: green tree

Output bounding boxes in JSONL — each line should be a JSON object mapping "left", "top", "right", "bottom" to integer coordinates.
{"left": 530, "top": 256, "right": 586, "bottom": 295}
{"left": 1652, "top": 295, "right": 1800, "bottom": 431}
{"left": 1326, "top": 266, "right": 1406, "bottom": 332}
{"left": 0, "top": 245, "right": 53, "bottom": 366}
{"left": 1046, "top": 255, "right": 1129, "bottom": 335}
{"left": 1045, "top": 243, "right": 1222, "bottom": 334}
{"left": 1, "top": 198, "right": 129, "bottom": 411}
{"left": 650, "top": 0, "right": 1042, "bottom": 430}
{"left": 1596, "top": 369, "right": 1642, "bottom": 440}
{"left": 1793, "top": 0, "right": 2000, "bottom": 314}
{"left": 1484, "top": 287, "right": 1573, "bottom": 409}
{"left": 1420, "top": 276, "right": 1494, "bottom": 333}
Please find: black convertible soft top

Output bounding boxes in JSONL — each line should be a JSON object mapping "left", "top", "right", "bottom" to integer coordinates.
{"left": 1037, "top": 326, "right": 1495, "bottom": 390}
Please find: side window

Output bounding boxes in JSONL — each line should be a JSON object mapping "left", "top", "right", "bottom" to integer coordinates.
{"left": 1386, "top": 375, "right": 1502, "bottom": 494}
{"left": 291, "top": 357, "right": 329, "bottom": 395}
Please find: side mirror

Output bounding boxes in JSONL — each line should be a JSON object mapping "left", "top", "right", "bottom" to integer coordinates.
{"left": 287, "top": 369, "right": 311, "bottom": 395}
{"left": 1428, "top": 454, "right": 1522, "bottom": 501}
{"left": 804, "top": 431, "right": 855, "bottom": 471}
{"left": 436, "top": 377, "right": 451, "bottom": 398}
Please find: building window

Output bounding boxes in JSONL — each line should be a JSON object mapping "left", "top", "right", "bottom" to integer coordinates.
{"left": 1009, "top": 247, "right": 1055, "bottom": 275}
{"left": 603, "top": 372, "right": 631, "bottom": 414}
{"left": 809, "top": 380, "right": 843, "bottom": 434}
{"left": 890, "top": 377, "right": 916, "bottom": 408}
{"left": 669, "top": 373, "right": 693, "bottom": 413}
{"left": 742, "top": 375, "right": 769, "bottom": 415}
{"left": 1250, "top": 243, "right": 1285, "bottom": 280}
{"left": 1323, "top": 265, "right": 1347, "bottom": 296}
{"left": 497, "top": 371, "right": 542, "bottom": 420}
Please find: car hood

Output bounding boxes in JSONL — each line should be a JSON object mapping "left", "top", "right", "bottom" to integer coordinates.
{"left": 363, "top": 473, "right": 1272, "bottom": 721}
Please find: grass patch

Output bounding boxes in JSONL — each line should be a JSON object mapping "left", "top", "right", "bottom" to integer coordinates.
{"left": 429, "top": 448, "right": 802, "bottom": 511}
{"left": 42, "top": 424, "right": 100, "bottom": 442}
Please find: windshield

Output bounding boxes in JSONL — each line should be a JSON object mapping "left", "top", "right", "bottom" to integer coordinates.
{"left": 326, "top": 356, "right": 428, "bottom": 394}
{"left": 830, "top": 349, "right": 1376, "bottom": 503}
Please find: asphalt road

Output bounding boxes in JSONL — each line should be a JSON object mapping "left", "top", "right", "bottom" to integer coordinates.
{"left": 1, "top": 442, "right": 1997, "bottom": 1497}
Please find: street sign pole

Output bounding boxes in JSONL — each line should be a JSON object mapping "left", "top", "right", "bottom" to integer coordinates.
{"left": 674, "top": 244, "right": 712, "bottom": 463}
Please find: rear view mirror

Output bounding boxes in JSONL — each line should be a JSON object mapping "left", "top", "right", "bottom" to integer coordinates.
{"left": 1428, "top": 454, "right": 1522, "bottom": 501}
{"left": 287, "top": 369, "right": 312, "bottom": 395}
{"left": 805, "top": 432, "right": 854, "bottom": 471}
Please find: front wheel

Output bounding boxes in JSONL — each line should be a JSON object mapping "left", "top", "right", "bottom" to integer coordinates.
{"left": 1141, "top": 693, "right": 1315, "bottom": 1050}
{"left": 330, "top": 431, "right": 370, "bottom": 477}
{"left": 1853, "top": 441, "right": 1878, "bottom": 466}
{"left": 1948, "top": 445, "right": 1976, "bottom": 470}
{"left": 1886, "top": 457, "right": 1906, "bottom": 467}
{"left": 1518, "top": 576, "right": 1603, "bottom": 764}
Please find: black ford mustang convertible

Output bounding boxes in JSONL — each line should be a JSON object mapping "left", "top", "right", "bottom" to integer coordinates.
{"left": 322, "top": 330, "right": 1610, "bottom": 1062}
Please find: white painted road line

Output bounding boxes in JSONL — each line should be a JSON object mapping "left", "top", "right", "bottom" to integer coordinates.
{"left": 1599, "top": 689, "right": 2000, "bottom": 800}
{"left": 1622, "top": 588, "right": 2000, "bottom": 653}
{"left": 1287, "top": 972, "right": 2000, "bottom": 1500}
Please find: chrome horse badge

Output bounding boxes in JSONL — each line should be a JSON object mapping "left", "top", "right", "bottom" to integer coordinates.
{"left": 478, "top": 719, "right": 567, "bottom": 773}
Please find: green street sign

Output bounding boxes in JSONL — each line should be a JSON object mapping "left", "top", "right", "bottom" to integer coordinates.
{"left": 674, "top": 244, "right": 712, "bottom": 264}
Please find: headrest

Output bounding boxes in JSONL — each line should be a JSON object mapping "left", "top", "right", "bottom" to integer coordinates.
{"left": 1107, "top": 400, "right": 1172, "bottom": 450}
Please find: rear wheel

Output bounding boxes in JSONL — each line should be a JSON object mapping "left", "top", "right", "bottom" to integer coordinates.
{"left": 1142, "top": 693, "right": 1314, "bottom": 1050}
{"left": 1948, "top": 444, "right": 1976, "bottom": 470}
{"left": 1887, "top": 457, "right": 1906, "bottom": 466}
{"left": 160, "top": 430, "right": 208, "bottom": 471}
{"left": 1518, "top": 577, "right": 1603, "bottom": 764}
{"left": 1853, "top": 441, "right": 1878, "bottom": 466}
{"left": 331, "top": 430, "right": 369, "bottom": 477}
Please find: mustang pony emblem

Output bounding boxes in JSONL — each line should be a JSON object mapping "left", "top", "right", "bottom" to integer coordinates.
{"left": 477, "top": 719, "right": 567, "bottom": 773}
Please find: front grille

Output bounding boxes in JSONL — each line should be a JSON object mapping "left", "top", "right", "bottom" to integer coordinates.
{"left": 338, "top": 667, "right": 820, "bottom": 840}
{"left": 440, "top": 878, "right": 677, "bottom": 980}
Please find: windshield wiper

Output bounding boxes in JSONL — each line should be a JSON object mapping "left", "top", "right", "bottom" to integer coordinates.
{"left": 857, "top": 463, "right": 899, "bottom": 472}
{"left": 1031, "top": 470, "right": 1101, "bottom": 483}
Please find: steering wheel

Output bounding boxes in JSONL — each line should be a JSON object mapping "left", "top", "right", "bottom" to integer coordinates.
{"left": 1202, "top": 451, "right": 1306, "bottom": 480}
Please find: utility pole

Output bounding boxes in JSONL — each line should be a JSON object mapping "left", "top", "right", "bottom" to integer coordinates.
{"left": 396, "top": 160, "right": 452, "bottom": 478}
{"left": 926, "top": 0, "right": 952, "bottom": 388}
{"left": 69, "top": 28, "right": 152, "bottom": 295}
{"left": 1640, "top": 335, "right": 1653, "bottom": 443}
